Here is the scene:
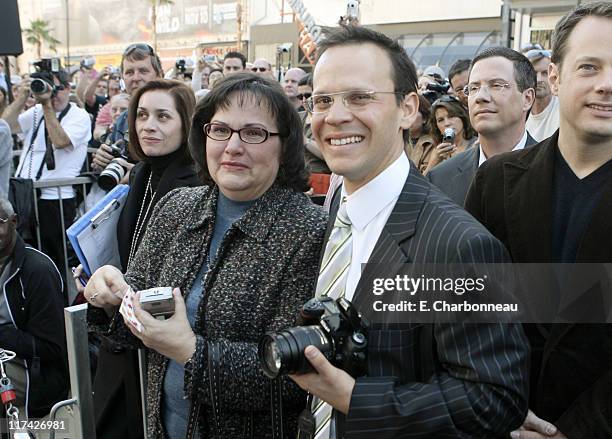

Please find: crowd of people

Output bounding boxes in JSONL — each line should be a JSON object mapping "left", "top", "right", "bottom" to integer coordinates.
{"left": 0, "top": 1, "right": 610, "bottom": 438}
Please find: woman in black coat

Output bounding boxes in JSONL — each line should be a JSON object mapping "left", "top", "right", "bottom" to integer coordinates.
{"left": 88, "top": 80, "right": 200, "bottom": 439}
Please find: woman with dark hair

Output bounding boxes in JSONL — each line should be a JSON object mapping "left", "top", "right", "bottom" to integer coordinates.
{"left": 82, "top": 79, "right": 200, "bottom": 439}
{"left": 406, "top": 94, "right": 435, "bottom": 173}
{"left": 423, "top": 95, "right": 477, "bottom": 174}
{"left": 85, "top": 73, "right": 326, "bottom": 438}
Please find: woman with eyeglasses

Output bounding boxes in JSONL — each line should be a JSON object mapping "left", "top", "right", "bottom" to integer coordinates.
{"left": 82, "top": 79, "right": 200, "bottom": 439}
{"left": 423, "top": 95, "right": 477, "bottom": 174}
{"left": 85, "top": 73, "right": 327, "bottom": 438}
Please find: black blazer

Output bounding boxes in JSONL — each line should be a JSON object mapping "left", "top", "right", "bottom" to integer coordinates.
{"left": 327, "top": 165, "right": 529, "bottom": 438}
{"left": 117, "top": 160, "right": 201, "bottom": 270}
{"left": 427, "top": 132, "right": 537, "bottom": 206}
{"left": 465, "top": 130, "right": 612, "bottom": 438}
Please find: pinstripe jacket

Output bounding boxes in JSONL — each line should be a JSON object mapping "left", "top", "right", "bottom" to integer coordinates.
{"left": 328, "top": 164, "right": 530, "bottom": 438}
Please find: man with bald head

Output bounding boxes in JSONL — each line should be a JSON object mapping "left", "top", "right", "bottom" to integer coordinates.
{"left": 283, "top": 67, "right": 306, "bottom": 109}
{"left": 251, "top": 58, "right": 273, "bottom": 78}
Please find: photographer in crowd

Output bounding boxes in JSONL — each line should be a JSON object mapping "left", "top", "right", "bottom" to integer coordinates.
{"left": 422, "top": 95, "right": 477, "bottom": 174}
{"left": 91, "top": 43, "right": 163, "bottom": 173}
{"left": 85, "top": 73, "right": 326, "bottom": 438}
{"left": 2, "top": 65, "right": 91, "bottom": 274}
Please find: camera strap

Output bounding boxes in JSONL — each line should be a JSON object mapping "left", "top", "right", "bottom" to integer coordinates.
{"left": 36, "top": 103, "right": 71, "bottom": 180}
{"left": 296, "top": 395, "right": 316, "bottom": 438}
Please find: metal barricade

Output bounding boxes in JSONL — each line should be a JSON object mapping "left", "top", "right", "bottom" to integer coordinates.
{"left": 49, "top": 304, "right": 96, "bottom": 439}
{"left": 31, "top": 176, "right": 96, "bottom": 302}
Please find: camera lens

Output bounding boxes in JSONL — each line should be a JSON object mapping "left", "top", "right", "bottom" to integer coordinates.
{"left": 30, "top": 79, "right": 49, "bottom": 95}
{"left": 259, "top": 326, "right": 333, "bottom": 379}
{"left": 98, "top": 159, "right": 127, "bottom": 190}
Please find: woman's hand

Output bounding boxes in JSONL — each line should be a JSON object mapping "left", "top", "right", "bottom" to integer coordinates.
{"left": 125, "top": 288, "right": 196, "bottom": 365}
{"left": 424, "top": 142, "right": 456, "bottom": 174}
{"left": 84, "top": 265, "right": 128, "bottom": 308}
{"left": 72, "top": 264, "right": 88, "bottom": 294}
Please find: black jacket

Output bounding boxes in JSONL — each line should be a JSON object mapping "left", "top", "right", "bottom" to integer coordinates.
{"left": 427, "top": 132, "right": 537, "bottom": 206}
{"left": 0, "top": 235, "right": 67, "bottom": 417}
{"left": 117, "top": 160, "right": 201, "bottom": 270}
{"left": 465, "top": 131, "right": 612, "bottom": 438}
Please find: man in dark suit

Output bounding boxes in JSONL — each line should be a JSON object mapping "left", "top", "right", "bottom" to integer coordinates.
{"left": 428, "top": 47, "right": 537, "bottom": 206}
{"left": 289, "top": 25, "right": 529, "bottom": 438}
{"left": 465, "top": 3, "right": 612, "bottom": 438}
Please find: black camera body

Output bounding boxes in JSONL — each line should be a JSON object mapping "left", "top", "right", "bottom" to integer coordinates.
{"left": 175, "top": 59, "right": 186, "bottom": 73}
{"left": 259, "top": 297, "right": 369, "bottom": 379}
{"left": 30, "top": 58, "right": 62, "bottom": 96}
{"left": 422, "top": 81, "right": 452, "bottom": 104}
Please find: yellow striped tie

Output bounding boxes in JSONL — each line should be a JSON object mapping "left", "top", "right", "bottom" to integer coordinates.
{"left": 312, "top": 198, "right": 352, "bottom": 438}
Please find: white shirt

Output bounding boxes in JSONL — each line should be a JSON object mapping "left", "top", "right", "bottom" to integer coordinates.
{"left": 526, "top": 96, "right": 560, "bottom": 142}
{"left": 16, "top": 103, "right": 91, "bottom": 199}
{"left": 478, "top": 130, "right": 528, "bottom": 167}
{"left": 342, "top": 153, "right": 410, "bottom": 301}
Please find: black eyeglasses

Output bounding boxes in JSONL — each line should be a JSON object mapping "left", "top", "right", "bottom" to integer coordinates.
{"left": 203, "top": 123, "right": 279, "bottom": 144}
{"left": 251, "top": 67, "right": 268, "bottom": 72}
{"left": 123, "top": 43, "right": 155, "bottom": 57}
{"left": 297, "top": 93, "right": 312, "bottom": 100}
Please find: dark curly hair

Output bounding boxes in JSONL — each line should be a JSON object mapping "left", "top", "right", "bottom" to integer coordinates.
{"left": 430, "top": 97, "right": 476, "bottom": 145}
{"left": 189, "top": 72, "right": 309, "bottom": 192}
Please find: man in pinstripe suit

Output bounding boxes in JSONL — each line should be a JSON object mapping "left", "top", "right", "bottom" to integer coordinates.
{"left": 289, "top": 26, "right": 530, "bottom": 438}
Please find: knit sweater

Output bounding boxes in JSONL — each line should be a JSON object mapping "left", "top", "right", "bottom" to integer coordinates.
{"left": 88, "top": 183, "right": 328, "bottom": 438}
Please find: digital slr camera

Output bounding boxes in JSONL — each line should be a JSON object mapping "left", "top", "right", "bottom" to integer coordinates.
{"left": 30, "top": 58, "right": 62, "bottom": 96}
{"left": 422, "top": 81, "right": 452, "bottom": 104}
{"left": 258, "top": 297, "right": 369, "bottom": 379}
{"left": 98, "top": 139, "right": 130, "bottom": 190}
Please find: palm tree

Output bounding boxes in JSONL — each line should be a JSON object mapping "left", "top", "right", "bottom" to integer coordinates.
{"left": 149, "top": 0, "right": 174, "bottom": 52}
{"left": 23, "top": 19, "right": 61, "bottom": 59}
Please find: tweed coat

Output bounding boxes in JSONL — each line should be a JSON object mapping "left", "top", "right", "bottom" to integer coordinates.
{"left": 88, "top": 183, "right": 328, "bottom": 438}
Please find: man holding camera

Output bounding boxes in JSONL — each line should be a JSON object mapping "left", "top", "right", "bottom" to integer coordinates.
{"left": 289, "top": 25, "right": 529, "bottom": 438}
{"left": 427, "top": 47, "right": 538, "bottom": 206}
{"left": 91, "top": 43, "right": 162, "bottom": 173}
{"left": 3, "top": 67, "right": 90, "bottom": 273}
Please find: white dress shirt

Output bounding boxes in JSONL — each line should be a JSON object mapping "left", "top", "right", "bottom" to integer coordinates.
{"left": 478, "top": 130, "right": 528, "bottom": 167}
{"left": 342, "top": 153, "right": 409, "bottom": 301}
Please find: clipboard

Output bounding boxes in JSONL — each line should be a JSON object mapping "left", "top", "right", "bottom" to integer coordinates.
{"left": 67, "top": 184, "right": 130, "bottom": 276}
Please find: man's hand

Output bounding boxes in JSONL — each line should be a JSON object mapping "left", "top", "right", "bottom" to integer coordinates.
{"left": 125, "top": 288, "right": 196, "bottom": 365}
{"left": 92, "top": 143, "right": 115, "bottom": 171}
{"left": 510, "top": 410, "right": 567, "bottom": 439}
{"left": 289, "top": 346, "right": 355, "bottom": 415}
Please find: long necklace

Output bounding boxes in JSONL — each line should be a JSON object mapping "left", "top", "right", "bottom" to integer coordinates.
{"left": 128, "top": 172, "right": 158, "bottom": 266}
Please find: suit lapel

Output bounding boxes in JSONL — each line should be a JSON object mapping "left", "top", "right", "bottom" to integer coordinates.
{"left": 503, "top": 134, "right": 557, "bottom": 262}
{"left": 453, "top": 146, "right": 479, "bottom": 199}
{"left": 352, "top": 164, "right": 428, "bottom": 309}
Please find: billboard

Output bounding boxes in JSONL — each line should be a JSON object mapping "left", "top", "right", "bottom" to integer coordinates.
{"left": 42, "top": 0, "right": 238, "bottom": 48}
